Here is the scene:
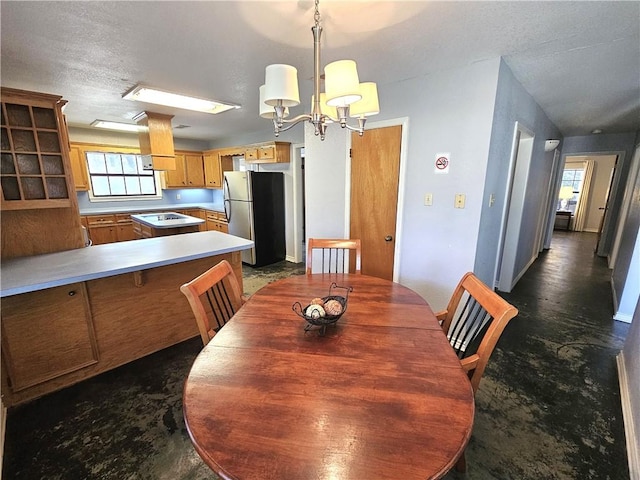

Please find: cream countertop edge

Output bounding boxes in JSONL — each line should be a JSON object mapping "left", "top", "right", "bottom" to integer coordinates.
{"left": 0, "top": 231, "right": 253, "bottom": 298}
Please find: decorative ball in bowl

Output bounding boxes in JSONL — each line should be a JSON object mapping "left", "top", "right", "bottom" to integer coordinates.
{"left": 292, "top": 283, "right": 353, "bottom": 335}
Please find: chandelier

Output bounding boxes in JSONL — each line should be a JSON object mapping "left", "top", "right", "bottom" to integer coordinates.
{"left": 259, "top": 0, "right": 379, "bottom": 140}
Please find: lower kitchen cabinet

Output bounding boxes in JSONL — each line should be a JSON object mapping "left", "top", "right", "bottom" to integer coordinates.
{"left": 1, "top": 283, "right": 98, "bottom": 392}
{"left": 85, "top": 214, "right": 136, "bottom": 244}
{"left": 206, "top": 211, "right": 228, "bottom": 233}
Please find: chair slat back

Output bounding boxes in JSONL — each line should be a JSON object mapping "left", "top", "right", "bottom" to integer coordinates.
{"left": 180, "top": 260, "right": 244, "bottom": 345}
{"left": 306, "top": 238, "right": 362, "bottom": 274}
{"left": 441, "top": 272, "right": 518, "bottom": 393}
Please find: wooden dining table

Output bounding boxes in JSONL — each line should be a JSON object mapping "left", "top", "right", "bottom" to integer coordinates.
{"left": 183, "top": 273, "right": 475, "bottom": 480}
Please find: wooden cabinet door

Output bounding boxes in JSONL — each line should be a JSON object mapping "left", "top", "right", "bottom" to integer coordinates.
{"left": 1, "top": 283, "right": 98, "bottom": 392}
{"left": 185, "top": 154, "right": 205, "bottom": 187}
{"left": 115, "top": 214, "right": 136, "bottom": 241}
{"left": 165, "top": 153, "right": 186, "bottom": 188}
{"left": 69, "top": 144, "right": 89, "bottom": 191}
{"left": 204, "top": 152, "right": 222, "bottom": 188}
{"left": 89, "top": 225, "right": 117, "bottom": 245}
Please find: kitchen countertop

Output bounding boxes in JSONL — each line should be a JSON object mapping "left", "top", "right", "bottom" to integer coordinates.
{"left": 79, "top": 203, "right": 224, "bottom": 216}
{"left": 0, "top": 231, "right": 253, "bottom": 298}
{"left": 130, "top": 212, "right": 205, "bottom": 229}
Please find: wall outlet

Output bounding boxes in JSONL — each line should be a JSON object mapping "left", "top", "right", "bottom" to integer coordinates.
{"left": 489, "top": 194, "right": 495, "bottom": 207}
{"left": 176, "top": 193, "right": 181, "bottom": 200}
{"left": 424, "top": 193, "right": 433, "bottom": 206}
{"left": 454, "top": 194, "right": 465, "bottom": 209}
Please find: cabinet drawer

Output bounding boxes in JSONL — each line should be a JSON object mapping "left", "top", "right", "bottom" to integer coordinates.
{"left": 244, "top": 148, "right": 258, "bottom": 161}
{"left": 86, "top": 214, "right": 116, "bottom": 226}
{"left": 258, "top": 145, "right": 275, "bottom": 160}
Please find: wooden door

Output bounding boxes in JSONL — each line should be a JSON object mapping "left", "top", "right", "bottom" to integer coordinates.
{"left": 350, "top": 125, "right": 402, "bottom": 280}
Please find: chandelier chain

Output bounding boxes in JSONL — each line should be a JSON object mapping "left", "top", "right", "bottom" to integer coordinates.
{"left": 314, "top": 0, "right": 320, "bottom": 28}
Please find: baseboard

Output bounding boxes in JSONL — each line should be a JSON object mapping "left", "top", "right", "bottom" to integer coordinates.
{"left": 617, "top": 352, "right": 640, "bottom": 480}
{"left": 509, "top": 254, "right": 537, "bottom": 291}
{"left": 285, "top": 255, "right": 296, "bottom": 263}
{"left": 614, "top": 312, "right": 633, "bottom": 323}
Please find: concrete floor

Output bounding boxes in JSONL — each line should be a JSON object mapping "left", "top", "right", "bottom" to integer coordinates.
{"left": 2, "top": 232, "right": 631, "bottom": 479}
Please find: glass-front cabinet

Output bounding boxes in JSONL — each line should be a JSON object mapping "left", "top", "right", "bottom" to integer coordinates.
{"left": 1, "top": 88, "right": 73, "bottom": 210}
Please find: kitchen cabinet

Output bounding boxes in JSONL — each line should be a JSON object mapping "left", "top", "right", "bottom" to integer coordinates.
{"left": 185, "top": 153, "right": 205, "bottom": 187}
{"left": 246, "top": 142, "right": 290, "bottom": 164}
{"left": 1, "top": 88, "right": 76, "bottom": 209}
{"left": 165, "top": 153, "right": 187, "bottom": 187}
{"left": 1, "top": 282, "right": 98, "bottom": 392}
{"left": 68, "top": 144, "right": 89, "bottom": 191}
{"left": 85, "top": 214, "right": 136, "bottom": 244}
{"left": 165, "top": 151, "right": 205, "bottom": 188}
{"left": 206, "top": 210, "right": 228, "bottom": 233}
{"left": 203, "top": 150, "right": 233, "bottom": 188}
{"left": 116, "top": 213, "right": 136, "bottom": 241}
{"left": 183, "top": 208, "right": 207, "bottom": 231}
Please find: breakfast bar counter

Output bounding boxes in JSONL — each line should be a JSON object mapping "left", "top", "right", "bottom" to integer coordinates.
{"left": 0, "top": 232, "right": 253, "bottom": 406}
{"left": 1, "top": 231, "right": 250, "bottom": 297}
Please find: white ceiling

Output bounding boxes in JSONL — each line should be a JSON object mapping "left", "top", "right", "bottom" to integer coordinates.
{"left": 1, "top": 1, "right": 638, "bottom": 143}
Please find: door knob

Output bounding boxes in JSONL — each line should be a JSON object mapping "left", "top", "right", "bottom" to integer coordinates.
{"left": 385, "top": 235, "right": 393, "bottom": 242}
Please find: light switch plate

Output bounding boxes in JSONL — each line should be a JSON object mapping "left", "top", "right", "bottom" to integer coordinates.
{"left": 424, "top": 193, "right": 433, "bottom": 206}
{"left": 455, "top": 194, "right": 465, "bottom": 209}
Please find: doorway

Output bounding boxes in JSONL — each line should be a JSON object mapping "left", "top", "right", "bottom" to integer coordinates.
{"left": 496, "top": 122, "right": 534, "bottom": 293}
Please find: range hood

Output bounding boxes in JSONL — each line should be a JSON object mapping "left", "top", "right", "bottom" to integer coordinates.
{"left": 135, "top": 111, "right": 176, "bottom": 171}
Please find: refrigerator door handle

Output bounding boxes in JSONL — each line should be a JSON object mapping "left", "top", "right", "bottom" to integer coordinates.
{"left": 223, "top": 176, "right": 231, "bottom": 222}
{"left": 224, "top": 199, "right": 231, "bottom": 222}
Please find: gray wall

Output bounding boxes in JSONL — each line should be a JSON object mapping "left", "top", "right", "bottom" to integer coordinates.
{"left": 475, "top": 59, "right": 562, "bottom": 287}
{"left": 612, "top": 140, "right": 640, "bottom": 320}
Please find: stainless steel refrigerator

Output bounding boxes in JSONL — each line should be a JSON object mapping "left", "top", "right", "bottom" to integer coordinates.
{"left": 223, "top": 171, "right": 285, "bottom": 267}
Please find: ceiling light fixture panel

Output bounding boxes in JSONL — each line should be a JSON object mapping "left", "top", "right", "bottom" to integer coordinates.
{"left": 90, "top": 119, "right": 147, "bottom": 133}
{"left": 123, "top": 85, "right": 240, "bottom": 115}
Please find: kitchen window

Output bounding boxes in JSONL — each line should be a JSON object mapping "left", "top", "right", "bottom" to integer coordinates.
{"left": 86, "top": 151, "right": 162, "bottom": 200}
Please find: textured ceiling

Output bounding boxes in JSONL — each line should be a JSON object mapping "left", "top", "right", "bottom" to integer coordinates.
{"left": 1, "top": 1, "right": 638, "bottom": 142}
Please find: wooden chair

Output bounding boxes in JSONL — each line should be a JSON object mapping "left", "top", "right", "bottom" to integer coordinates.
{"left": 435, "top": 271, "right": 518, "bottom": 472}
{"left": 180, "top": 260, "right": 246, "bottom": 346}
{"left": 306, "top": 238, "right": 362, "bottom": 274}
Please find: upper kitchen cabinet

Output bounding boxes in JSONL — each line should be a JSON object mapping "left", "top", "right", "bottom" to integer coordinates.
{"left": 1, "top": 88, "right": 75, "bottom": 210}
{"left": 247, "top": 142, "right": 290, "bottom": 164}
{"left": 165, "top": 151, "right": 206, "bottom": 188}
{"left": 68, "top": 143, "right": 89, "bottom": 191}
{"left": 203, "top": 150, "right": 233, "bottom": 188}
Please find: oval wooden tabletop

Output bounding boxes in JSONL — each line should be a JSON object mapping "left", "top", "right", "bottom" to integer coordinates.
{"left": 183, "top": 274, "right": 474, "bottom": 480}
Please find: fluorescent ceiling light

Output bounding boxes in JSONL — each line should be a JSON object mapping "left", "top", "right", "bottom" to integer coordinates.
{"left": 123, "top": 85, "right": 240, "bottom": 114}
{"left": 91, "top": 120, "right": 147, "bottom": 133}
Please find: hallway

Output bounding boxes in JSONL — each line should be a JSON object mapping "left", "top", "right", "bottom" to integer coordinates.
{"left": 2, "top": 232, "right": 631, "bottom": 479}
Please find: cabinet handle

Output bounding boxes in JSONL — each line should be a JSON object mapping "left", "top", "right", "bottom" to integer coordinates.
{"left": 68, "top": 290, "right": 76, "bottom": 296}
{"left": 385, "top": 235, "right": 393, "bottom": 242}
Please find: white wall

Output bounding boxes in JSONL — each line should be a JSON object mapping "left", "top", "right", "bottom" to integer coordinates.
{"left": 305, "top": 57, "right": 501, "bottom": 310}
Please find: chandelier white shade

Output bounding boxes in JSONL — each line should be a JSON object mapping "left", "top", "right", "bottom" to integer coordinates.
{"left": 324, "top": 60, "right": 361, "bottom": 107}
{"left": 264, "top": 65, "right": 300, "bottom": 107}
{"left": 350, "top": 82, "right": 380, "bottom": 118}
{"left": 260, "top": 0, "right": 379, "bottom": 140}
